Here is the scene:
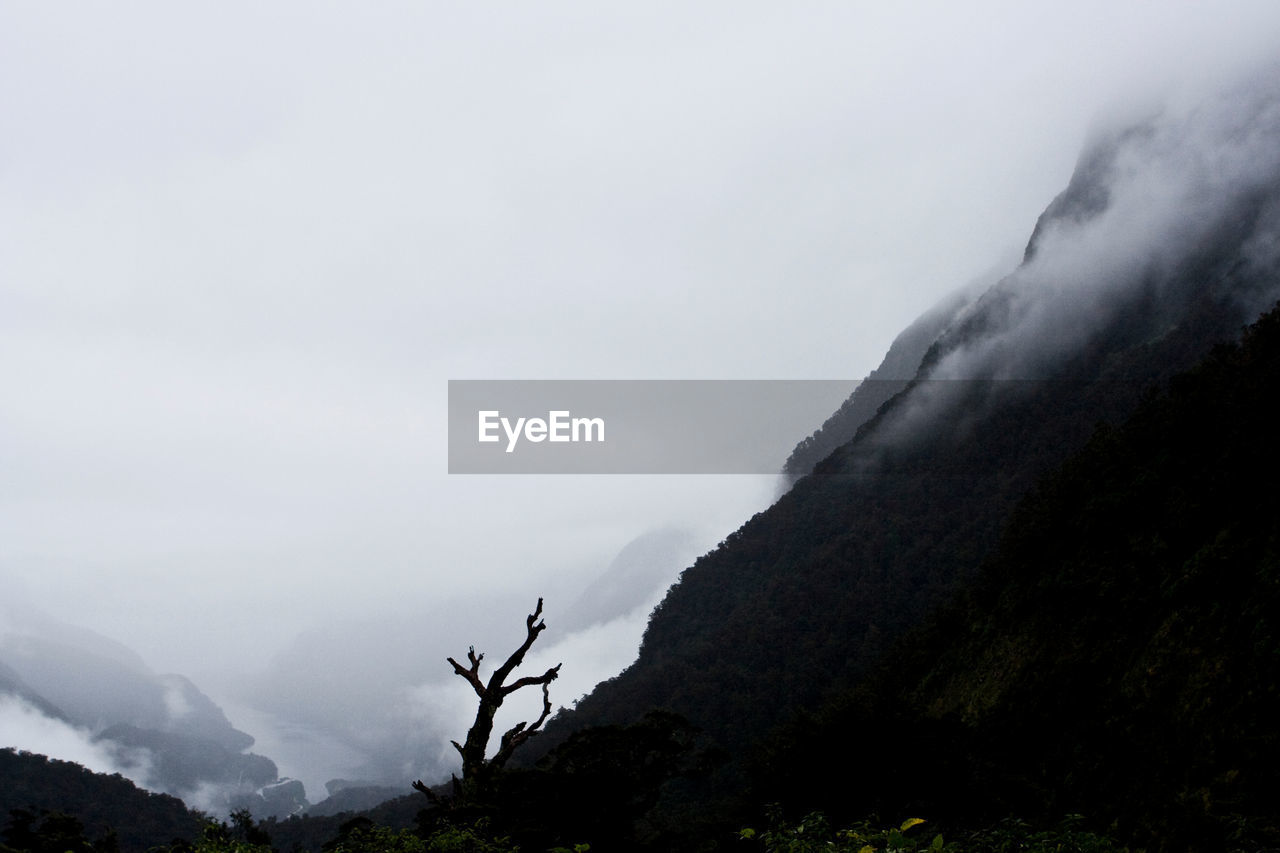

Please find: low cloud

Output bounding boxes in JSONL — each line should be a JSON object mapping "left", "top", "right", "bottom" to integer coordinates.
{"left": 859, "top": 65, "right": 1280, "bottom": 456}
{"left": 0, "top": 694, "right": 153, "bottom": 784}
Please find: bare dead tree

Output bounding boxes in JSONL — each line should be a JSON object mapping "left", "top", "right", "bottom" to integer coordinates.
{"left": 413, "top": 597, "right": 561, "bottom": 803}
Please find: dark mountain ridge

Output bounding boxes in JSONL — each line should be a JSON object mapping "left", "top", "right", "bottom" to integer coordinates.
{"left": 0, "top": 748, "right": 201, "bottom": 853}
{"left": 781, "top": 283, "right": 978, "bottom": 482}
{"left": 755, "top": 300, "right": 1280, "bottom": 849}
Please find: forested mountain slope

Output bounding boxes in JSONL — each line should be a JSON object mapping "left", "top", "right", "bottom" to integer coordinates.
{"left": 0, "top": 749, "right": 201, "bottom": 853}
{"left": 755, "top": 300, "right": 1280, "bottom": 850}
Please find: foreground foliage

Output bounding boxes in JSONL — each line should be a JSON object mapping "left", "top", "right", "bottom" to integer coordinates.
{"left": 740, "top": 811, "right": 1128, "bottom": 853}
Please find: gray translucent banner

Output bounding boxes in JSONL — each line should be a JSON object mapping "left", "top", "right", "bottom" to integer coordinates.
{"left": 448, "top": 380, "right": 856, "bottom": 474}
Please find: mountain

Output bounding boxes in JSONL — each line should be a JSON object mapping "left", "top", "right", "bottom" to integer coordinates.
{"left": 303, "top": 781, "right": 406, "bottom": 817}
{"left": 526, "top": 66, "right": 1280, "bottom": 846}
{"left": 781, "top": 283, "right": 978, "bottom": 482}
{"left": 754, "top": 301, "right": 1280, "bottom": 850}
{"left": 0, "top": 748, "right": 202, "bottom": 853}
{"left": 0, "top": 660, "right": 67, "bottom": 721}
{"left": 0, "top": 607, "right": 301, "bottom": 818}
{"left": 2, "top": 635, "right": 252, "bottom": 753}
{"left": 558, "top": 528, "right": 700, "bottom": 634}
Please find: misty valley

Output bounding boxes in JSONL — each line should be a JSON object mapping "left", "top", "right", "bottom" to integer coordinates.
{"left": 10, "top": 31, "right": 1280, "bottom": 853}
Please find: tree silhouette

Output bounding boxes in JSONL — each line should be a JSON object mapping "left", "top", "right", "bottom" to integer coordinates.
{"left": 414, "top": 598, "right": 561, "bottom": 802}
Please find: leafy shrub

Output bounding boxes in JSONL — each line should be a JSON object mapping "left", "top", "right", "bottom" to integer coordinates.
{"left": 740, "top": 810, "right": 943, "bottom": 852}
{"left": 740, "top": 810, "right": 1129, "bottom": 852}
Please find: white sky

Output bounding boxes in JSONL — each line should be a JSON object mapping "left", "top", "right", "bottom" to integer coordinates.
{"left": 4, "top": 2, "right": 1280, "bottom": 691}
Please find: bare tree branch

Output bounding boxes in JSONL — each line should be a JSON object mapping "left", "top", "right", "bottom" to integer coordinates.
{"left": 438, "top": 598, "right": 562, "bottom": 801}
{"left": 501, "top": 663, "right": 562, "bottom": 696}
{"left": 446, "top": 646, "right": 486, "bottom": 697}
{"left": 484, "top": 598, "right": 547, "bottom": 694}
{"left": 491, "top": 679, "right": 557, "bottom": 770}
{"left": 411, "top": 778, "right": 445, "bottom": 806}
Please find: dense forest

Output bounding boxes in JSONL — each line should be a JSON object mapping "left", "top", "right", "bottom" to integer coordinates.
{"left": 751, "top": 303, "right": 1280, "bottom": 850}
{"left": 0, "top": 749, "right": 200, "bottom": 852}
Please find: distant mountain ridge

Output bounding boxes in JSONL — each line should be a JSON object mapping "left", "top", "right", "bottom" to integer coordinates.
{"left": 558, "top": 528, "right": 699, "bottom": 634}
{"left": 0, "top": 606, "right": 304, "bottom": 817}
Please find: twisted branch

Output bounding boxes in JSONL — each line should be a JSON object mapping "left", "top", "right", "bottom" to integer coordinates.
{"left": 437, "top": 597, "right": 562, "bottom": 800}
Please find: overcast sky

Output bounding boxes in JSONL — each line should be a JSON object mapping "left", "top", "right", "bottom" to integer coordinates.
{"left": 4, "top": 1, "right": 1280, "bottom": 731}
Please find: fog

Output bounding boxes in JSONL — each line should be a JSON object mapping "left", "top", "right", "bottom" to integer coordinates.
{"left": 853, "top": 66, "right": 1280, "bottom": 459}
{"left": 0, "top": 695, "right": 150, "bottom": 781}
{"left": 5, "top": 1, "right": 1280, "bottom": 806}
